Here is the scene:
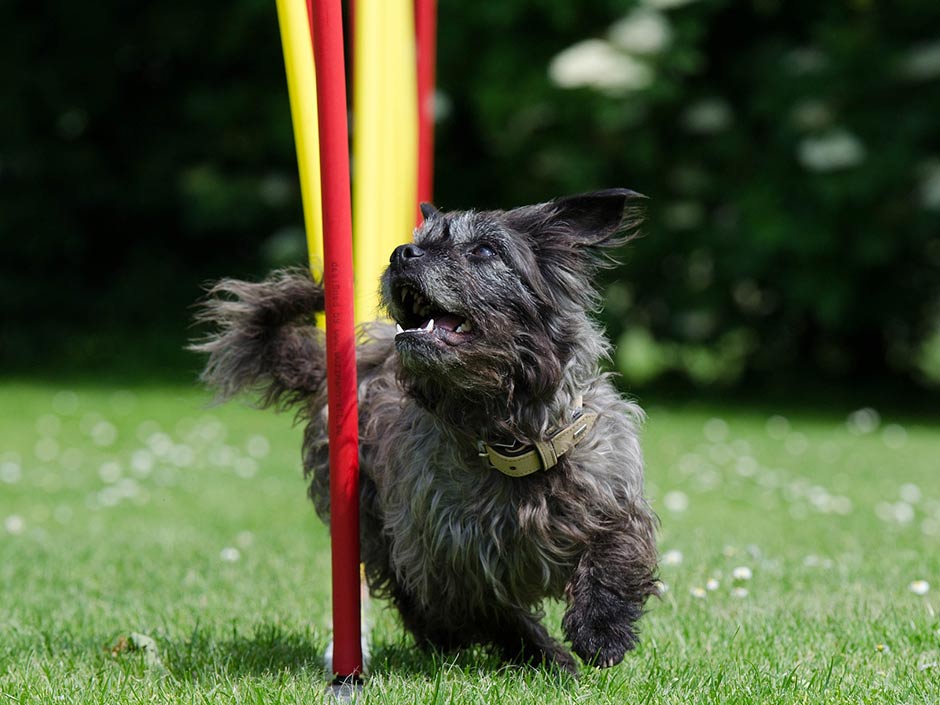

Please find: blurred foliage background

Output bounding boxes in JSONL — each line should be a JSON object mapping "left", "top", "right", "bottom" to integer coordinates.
{"left": 2, "top": 0, "right": 939, "bottom": 390}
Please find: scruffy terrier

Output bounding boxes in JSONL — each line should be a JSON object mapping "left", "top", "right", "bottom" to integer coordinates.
{"left": 192, "top": 189, "right": 659, "bottom": 674}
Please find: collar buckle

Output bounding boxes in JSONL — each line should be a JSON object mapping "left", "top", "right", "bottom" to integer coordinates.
{"left": 479, "top": 408, "right": 598, "bottom": 478}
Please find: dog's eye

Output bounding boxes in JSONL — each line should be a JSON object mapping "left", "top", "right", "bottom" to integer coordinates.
{"left": 470, "top": 244, "right": 497, "bottom": 259}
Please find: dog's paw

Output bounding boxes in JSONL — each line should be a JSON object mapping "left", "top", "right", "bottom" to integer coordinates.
{"left": 563, "top": 588, "right": 643, "bottom": 668}
{"left": 569, "top": 633, "right": 628, "bottom": 669}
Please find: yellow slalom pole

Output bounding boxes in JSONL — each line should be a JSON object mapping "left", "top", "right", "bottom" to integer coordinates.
{"left": 353, "top": 0, "right": 418, "bottom": 323}
{"left": 390, "top": 0, "right": 419, "bottom": 256}
{"left": 275, "top": 0, "right": 324, "bottom": 279}
{"left": 352, "top": 0, "right": 383, "bottom": 323}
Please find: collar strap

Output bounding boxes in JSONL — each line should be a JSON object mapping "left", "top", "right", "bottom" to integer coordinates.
{"left": 479, "top": 411, "right": 598, "bottom": 478}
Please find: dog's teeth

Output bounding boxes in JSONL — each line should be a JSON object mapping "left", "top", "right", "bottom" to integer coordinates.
{"left": 423, "top": 319, "right": 434, "bottom": 332}
{"left": 455, "top": 319, "right": 473, "bottom": 334}
{"left": 395, "top": 323, "right": 404, "bottom": 334}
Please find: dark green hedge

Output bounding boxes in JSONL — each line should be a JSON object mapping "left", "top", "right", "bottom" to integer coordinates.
{"left": 2, "top": 0, "right": 939, "bottom": 384}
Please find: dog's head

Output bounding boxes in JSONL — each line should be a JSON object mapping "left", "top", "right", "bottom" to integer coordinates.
{"left": 380, "top": 189, "right": 643, "bottom": 407}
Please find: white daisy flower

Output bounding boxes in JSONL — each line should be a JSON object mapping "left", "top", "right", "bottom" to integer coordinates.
{"left": 663, "top": 490, "right": 689, "bottom": 513}
{"left": 4, "top": 515, "right": 25, "bottom": 535}
{"left": 220, "top": 547, "right": 241, "bottom": 563}
{"left": 662, "top": 549, "right": 683, "bottom": 566}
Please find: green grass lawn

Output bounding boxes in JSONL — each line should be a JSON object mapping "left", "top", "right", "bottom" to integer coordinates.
{"left": 1, "top": 381, "right": 938, "bottom": 704}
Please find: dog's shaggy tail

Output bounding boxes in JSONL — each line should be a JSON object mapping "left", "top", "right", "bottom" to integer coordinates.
{"left": 190, "top": 267, "right": 326, "bottom": 410}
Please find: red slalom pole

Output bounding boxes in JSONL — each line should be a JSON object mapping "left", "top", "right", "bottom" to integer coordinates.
{"left": 308, "top": 0, "right": 363, "bottom": 681}
{"left": 415, "top": 0, "right": 437, "bottom": 220}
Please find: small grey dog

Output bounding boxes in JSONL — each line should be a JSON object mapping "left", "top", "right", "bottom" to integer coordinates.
{"left": 192, "top": 189, "right": 659, "bottom": 673}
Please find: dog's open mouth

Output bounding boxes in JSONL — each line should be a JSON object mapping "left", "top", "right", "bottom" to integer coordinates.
{"left": 393, "top": 282, "right": 475, "bottom": 343}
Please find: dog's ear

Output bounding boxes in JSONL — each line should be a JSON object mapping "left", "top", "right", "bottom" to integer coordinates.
{"left": 504, "top": 188, "right": 645, "bottom": 264}
{"left": 419, "top": 202, "right": 440, "bottom": 222}
{"left": 550, "top": 189, "right": 644, "bottom": 246}
{"left": 501, "top": 189, "right": 645, "bottom": 306}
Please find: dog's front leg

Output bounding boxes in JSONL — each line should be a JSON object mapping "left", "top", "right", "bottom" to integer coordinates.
{"left": 562, "top": 526, "right": 658, "bottom": 668}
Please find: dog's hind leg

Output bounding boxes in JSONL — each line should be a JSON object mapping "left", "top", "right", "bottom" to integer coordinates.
{"left": 486, "top": 610, "right": 578, "bottom": 675}
{"left": 386, "top": 586, "right": 470, "bottom": 654}
{"left": 562, "top": 522, "right": 658, "bottom": 668}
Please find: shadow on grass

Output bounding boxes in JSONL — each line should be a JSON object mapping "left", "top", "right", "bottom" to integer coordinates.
{"left": 158, "top": 621, "right": 573, "bottom": 686}
{"left": 159, "top": 621, "right": 474, "bottom": 682}
{"left": 367, "top": 639, "right": 505, "bottom": 678}
{"left": 162, "top": 622, "right": 328, "bottom": 683}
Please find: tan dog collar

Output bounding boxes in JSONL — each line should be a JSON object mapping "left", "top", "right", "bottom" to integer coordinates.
{"left": 478, "top": 411, "right": 598, "bottom": 478}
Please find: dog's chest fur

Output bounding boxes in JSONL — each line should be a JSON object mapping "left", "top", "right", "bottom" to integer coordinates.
{"left": 371, "top": 413, "right": 578, "bottom": 612}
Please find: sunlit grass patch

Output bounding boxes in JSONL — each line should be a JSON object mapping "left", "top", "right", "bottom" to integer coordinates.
{"left": 1, "top": 382, "right": 938, "bottom": 704}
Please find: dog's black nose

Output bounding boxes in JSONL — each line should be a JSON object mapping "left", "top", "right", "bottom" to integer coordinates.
{"left": 391, "top": 243, "right": 426, "bottom": 264}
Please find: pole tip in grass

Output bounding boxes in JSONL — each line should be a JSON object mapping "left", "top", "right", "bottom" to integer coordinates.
{"left": 326, "top": 676, "right": 364, "bottom": 701}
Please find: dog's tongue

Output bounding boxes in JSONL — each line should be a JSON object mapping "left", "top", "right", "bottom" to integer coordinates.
{"left": 434, "top": 314, "right": 464, "bottom": 332}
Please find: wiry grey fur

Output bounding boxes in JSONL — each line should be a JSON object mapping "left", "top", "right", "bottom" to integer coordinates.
{"left": 191, "top": 189, "right": 659, "bottom": 674}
